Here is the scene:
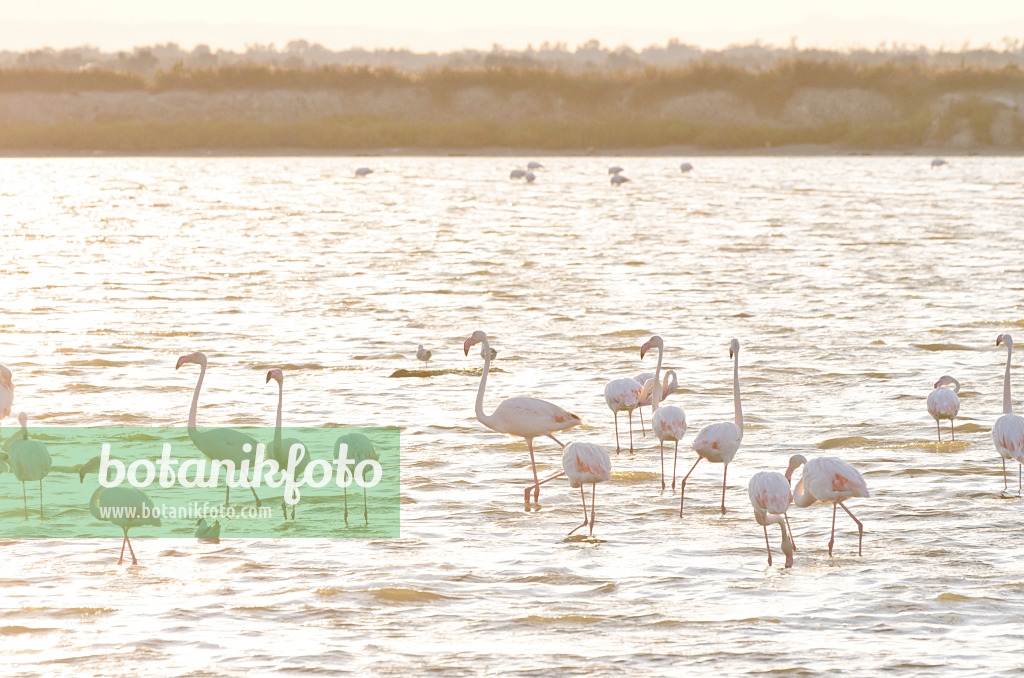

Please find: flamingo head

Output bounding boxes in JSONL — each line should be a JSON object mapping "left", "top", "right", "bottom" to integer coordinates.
{"left": 266, "top": 368, "right": 284, "bottom": 385}
{"left": 934, "top": 375, "right": 960, "bottom": 392}
{"left": 175, "top": 351, "right": 208, "bottom": 370}
{"left": 17, "top": 412, "right": 28, "bottom": 428}
{"left": 640, "top": 335, "right": 663, "bottom": 360}
{"left": 78, "top": 455, "right": 101, "bottom": 483}
{"left": 997, "top": 334, "right": 1013, "bottom": 349}
{"left": 464, "top": 331, "right": 488, "bottom": 357}
{"left": 729, "top": 338, "right": 740, "bottom": 359}
{"left": 784, "top": 454, "right": 807, "bottom": 482}
{"left": 781, "top": 526, "right": 794, "bottom": 568}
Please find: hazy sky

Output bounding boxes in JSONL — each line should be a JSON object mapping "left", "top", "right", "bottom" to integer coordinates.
{"left": 4, "top": 1, "right": 1024, "bottom": 52}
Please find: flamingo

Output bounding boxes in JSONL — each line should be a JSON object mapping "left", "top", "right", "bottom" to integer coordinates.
{"left": 604, "top": 378, "right": 643, "bottom": 454}
{"left": 562, "top": 442, "right": 612, "bottom": 536}
{"left": 355, "top": 167, "right": 374, "bottom": 177}
{"left": 680, "top": 162, "right": 694, "bottom": 173}
{"left": 88, "top": 484, "right": 161, "bottom": 565}
{"left": 524, "top": 171, "right": 537, "bottom": 184}
{"left": 0, "top": 364, "right": 12, "bottom": 421}
{"left": 417, "top": 345, "right": 433, "bottom": 365}
{"left": 993, "top": 334, "right": 1024, "bottom": 494}
{"left": 931, "top": 158, "right": 948, "bottom": 168}
{"left": 611, "top": 175, "right": 630, "bottom": 186}
{"left": 527, "top": 161, "right": 543, "bottom": 170}
{"left": 608, "top": 166, "right": 624, "bottom": 175}
{"left": 787, "top": 454, "right": 869, "bottom": 556}
{"left": 465, "top": 330, "right": 581, "bottom": 502}
{"left": 748, "top": 468, "right": 795, "bottom": 567}
{"left": 7, "top": 412, "right": 52, "bottom": 519}
{"left": 636, "top": 369, "right": 679, "bottom": 436}
{"left": 266, "top": 368, "right": 310, "bottom": 519}
{"left": 926, "top": 375, "right": 960, "bottom": 442}
{"left": 335, "top": 432, "right": 379, "bottom": 525}
{"left": 680, "top": 339, "right": 743, "bottom": 516}
{"left": 175, "top": 352, "right": 263, "bottom": 507}
{"left": 640, "top": 336, "right": 687, "bottom": 490}
{"left": 510, "top": 169, "right": 526, "bottom": 180}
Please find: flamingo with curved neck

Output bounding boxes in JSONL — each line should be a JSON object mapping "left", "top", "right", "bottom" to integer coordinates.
{"left": 640, "top": 336, "right": 687, "bottom": 491}
{"left": 993, "top": 334, "right": 1024, "bottom": 494}
{"left": 266, "top": 368, "right": 309, "bottom": 519}
{"left": 787, "top": 454, "right": 869, "bottom": 556}
{"left": 680, "top": 338, "right": 743, "bottom": 516}
{"left": 926, "top": 375, "right": 960, "bottom": 442}
{"left": 748, "top": 469, "right": 795, "bottom": 568}
{"left": 464, "top": 330, "right": 581, "bottom": 503}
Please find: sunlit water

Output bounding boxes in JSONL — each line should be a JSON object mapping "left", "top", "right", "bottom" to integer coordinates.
{"left": 2, "top": 156, "right": 1024, "bottom": 676}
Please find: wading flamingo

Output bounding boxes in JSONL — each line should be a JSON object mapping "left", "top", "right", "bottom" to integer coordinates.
{"left": 927, "top": 375, "right": 960, "bottom": 442}
{"left": 611, "top": 174, "right": 630, "bottom": 186}
{"left": 636, "top": 369, "right": 679, "bottom": 438}
{"left": 88, "top": 484, "right": 161, "bottom": 565}
{"left": 416, "top": 345, "right": 432, "bottom": 365}
{"left": 524, "top": 171, "right": 537, "bottom": 184}
{"left": 748, "top": 468, "right": 796, "bottom": 567}
{"left": 465, "top": 330, "right": 581, "bottom": 502}
{"left": 562, "top": 442, "right": 612, "bottom": 536}
{"left": 175, "top": 352, "right": 262, "bottom": 507}
{"left": 931, "top": 158, "right": 948, "bottom": 168}
{"left": 787, "top": 454, "right": 870, "bottom": 556}
{"left": 7, "top": 412, "right": 52, "bottom": 519}
{"left": 681, "top": 339, "right": 743, "bottom": 516}
{"left": 266, "top": 368, "right": 310, "bottom": 519}
{"left": 994, "top": 334, "right": 1024, "bottom": 494}
{"left": 680, "top": 162, "right": 694, "bottom": 173}
{"left": 640, "top": 336, "right": 687, "bottom": 490}
{"left": 608, "top": 166, "right": 624, "bottom": 175}
{"left": 510, "top": 169, "right": 526, "bottom": 180}
{"left": 355, "top": 167, "right": 374, "bottom": 177}
{"left": 335, "top": 432, "right": 380, "bottom": 525}
{"left": 605, "top": 377, "right": 643, "bottom": 454}
{"left": 527, "top": 161, "right": 543, "bottom": 170}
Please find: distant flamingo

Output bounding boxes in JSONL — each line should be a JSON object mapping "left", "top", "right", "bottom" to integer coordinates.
{"left": 416, "top": 345, "right": 433, "bottom": 365}
{"left": 608, "top": 166, "right": 624, "bottom": 175}
{"left": 680, "top": 162, "right": 694, "bottom": 173}
{"left": 640, "top": 336, "right": 687, "bottom": 490}
{"left": 510, "top": 169, "right": 526, "bottom": 180}
{"left": 524, "top": 171, "right": 537, "bottom": 184}
{"left": 993, "top": 334, "right": 1024, "bottom": 494}
{"left": 465, "top": 330, "right": 581, "bottom": 502}
{"left": 562, "top": 442, "right": 612, "bottom": 536}
{"left": 266, "top": 368, "right": 310, "bottom": 519}
{"left": 176, "top": 352, "right": 262, "bottom": 507}
{"left": 748, "top": 468, "right": 795, "bottom": 567}
{"left": 355, "top": 167, "right": 374, "bottom": 177}
{"left": 335, "top": 432, "right": 380, "bottom": 525}
{"left": 787, "top": 454, "right": 870, "bottom": 556}
{"left": 604, "top": 377, "right": 643, "bottom": 454}
{"left": 680, "top": 339, "right": 743, "bottom": 516}
{"left": 7, "top": 413, "right": 52, "bottom": 519}
{"left": 926, "top": 375, "right": 960, "bottom": 442}
{"left": 931, "top": 158, "right": 948, "bottom": 168}
{"left": 88, "top": 484, "right": 161, "bottom": 565}
{"left": 527, "top": 161, "right": 543, "bottom": 170}
{"left": 611, "top": 175, "right": 631, "bottom": 186}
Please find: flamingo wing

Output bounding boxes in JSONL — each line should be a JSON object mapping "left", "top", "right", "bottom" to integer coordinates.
{"left": 926, "top": 388, "right": 959, "bottom": 419}
{"left": 562, "top": 442, "right": 611, "bottom": 487}
{"left": 652, "top": 405, "right": 687, "bottom": 441}
{"left": 492, "top": 396, "right": 581, "bottom": 438}
{"left": 804, "top": 457, "right": 869, "bottom": 501}
{"left": 691, "top": 422, "right": 741, "bottom": 460}
{"left": 993, "top": 413, "right": 1024, "bottom": 462}
{"left": 748, "top": 471, "right": 792, "bottom": 515}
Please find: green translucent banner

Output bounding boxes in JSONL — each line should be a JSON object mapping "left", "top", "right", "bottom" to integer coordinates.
{"left": 0, "top": 426, "right": 400, "bottom": 538}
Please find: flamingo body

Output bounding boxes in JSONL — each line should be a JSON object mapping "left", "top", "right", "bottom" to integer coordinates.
{"left": 510, "top": 169, "right": 526, "bottom": 179}
{"left": 355, "top": 167, "right": 373, "bottom": 177}
{"left": 748, "top": 470, "right": 794, "bottom": 567}
{"left": 605, "top": 378, "right": 643, "bottom": 454}
{"left": 90, "top": 485, "right": 161, "bottom": 565}
{"left": 0, "top": 364, "right": 12, "bottom": 420}
{"left": 527, "top": 161, "right": 543, "bottom": 169}
{"left": 789, "top": 454, "right": 869, "bottom": 556}
{"left": 524, "top": 171, "right": 536, "bottom": 183}
{"left": 8, "top": 413, "right": 52, "bottom": 518}
{"left": 608, "top": 166, "right": 624, "bottom": 175}
{"left": 995, "top": 334, "right": 1024, "bottom": 493}
{"left": 926, "top": 375, "right": 960, "bottom": 441}
{"left": 611, "top": 174, "right": 630, "bottom": 186}
{"left": 336, "top": 432, "right": 380, "bottom": 525}
{"left": 680, "top": 162, "right": 694, "bottom": 173}
{"left": 562, "top": 442, "right": 611, "bottom": 536}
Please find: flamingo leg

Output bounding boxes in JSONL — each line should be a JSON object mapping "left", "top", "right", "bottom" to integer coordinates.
{"left": 639, "top": 406, "right": 646, "bottom": 437}
{"left": 547, "top": 434, "right": 566, "bottom": 449}
{"left": 118, "top": 535, "right": 127, "bottom": 565}
{"left": 660, "top": 441, "right": 665, "bottom": 490}
{"left": 526, "top": 439, "right": 540, "bottom": 503}
{"left": 784, "top": 514, "right": 796, "bottom": 552}
{"left": 1019, "top": 463, "right": 1022, "bottom": 496}
{"left": 343, "top": 482, "right": 349, "bottom": 525}
{"left": 828, "top": 502, "right": 838, "bottom": 556}
{"left": 936, "top": 420, "right": 941, "bottom": 442}
{"left": 838, "top": 501, "right": 864, "bottom": 556}
{"left": 950, "top": 420, "right": 955, "bottom": 442}
{"left": 281, "top": 498, "right": 288, "bottom": 520}
{"left": 720, "top": 464, "right": 729, "bottom": 514}
{"left": 1003, "top": 458, "right": 1008, "bottom": 492}
{"left": 363, "top": 485, "right": 369, "bottom": 525}
{"left": 589, "top": 483, "right": 597, "bottom": 535}
{"left": 125, "top": 533, "right": 138, "bottom": 565}
{"left": 250, "top": 485, "right": 262, "bottom": 508}
{"left": 763, "top": 523, "right": 773, "bottom": 566}
{"left": 568, "top": 485, "right": 589, "bottom": 535}
{"left": 22, "top": 482, "right": 28, "bottom": 520}
{"left": 671, "top": 441, "right": 679, "bottom": 491}
{"left": 628, "top": 410, "right": 634, "bottom": 454}
{"left": 224, "top": 484, "right": 230, "bottom": 507}
{"left": 679, "top": 457, "right": 702, "bottom": 517}
{"left": 613, "top": 412, "right": 620, "bottom": 454}
{"left": 39, "top": 480, "right": 44, "bottom": 519}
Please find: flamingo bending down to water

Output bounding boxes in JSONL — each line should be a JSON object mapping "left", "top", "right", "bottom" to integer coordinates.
{"left": 681, "top": 339, "right": 743, "bottom": 516}
{"left": 993, "top": 334, "right": 1024, "bottom": 494}
{"left": 636, "top": 369, "right": 679, "bottom": 437}
{"left": 88, "top": 484, "right": 161, "bottom": 565}
{"left": 510, "top": 169, "right": 526, "bottom": 180}
{"left": 465, "top": 330, "right": 581, "bottom": 502}
{"left": 680, "top": 162, "right": 694, "bottom": 173}
{"left": 748, "top": 468, "right": 796, "bottom": 567}
{"left": 787, "top": 454, "right": 870, "bottom": 556}
{"left": 335, "top": 432, "right": 380, "bottom": 525}
{"left": 604, "top": 378, "right": 643, "bottom": 454}
{"left": 355, "top": 167, "right": 374, "bottom": 177}
{"left": 611, "top": 174, "right": 631, "bottom": 186}
{"left": 931, "top": 158, "right": 948, "bottom": 168}
{"left": 527, "top": 161, "right": 543, "bottom": 170}
{"left": 926, "top": 375, "right": 960, "bottom": 442}
{"left": 266, "top": 368, "right": 310, "bottom": 519}
{"left": 417, "top": 345, "right": 432, "bottom": 365}
{"left": 640, "top": 336, "right": 687, "bottom": 490}
{"left": 562, "top": 442, "right": 612, "bottom": 536}
{"left": 524, "top": 171, "right": 537, "bottom": 184}
{"left": 176, "top": 352, "right": 262, "bottom": 507}
{"left": 7, "top": 412, "right": 52, "bottom": 519}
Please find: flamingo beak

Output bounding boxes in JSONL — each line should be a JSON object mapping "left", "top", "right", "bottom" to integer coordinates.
{"left": 640, "top": 340, "right": 650, "bottom": 359}
{"left": 784, "top": 469, "right": 793, "bottom": 482}
{"left": 729, "top": 349, "right": 734, "bottom": 358}
{"left": 79, "top": 466, "right": 87, "bottom": 484}
{"left": 266, "top": 371, "right": 273, "bottom": 383}
{"left": 463, "top": 337, "right": 474, "bottom": 356}
{"left": 175, "top": 355, "right": 187, "bottom": 370}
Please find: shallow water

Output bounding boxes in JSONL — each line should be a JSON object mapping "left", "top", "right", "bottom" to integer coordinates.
{"left": 2, "top": 155, "right": 1024, "bottom": 676}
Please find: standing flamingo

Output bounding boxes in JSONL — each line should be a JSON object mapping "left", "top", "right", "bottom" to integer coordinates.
{"left": 7, "top": 413, "right": 52, "bottom": 519}
{"left": 748, "top": 468, "right": 795, "bottom": 567}
{"left": 562, "top": 442, "right": 612, "bottom": 536}
{"left": 680, "top": 339, "right": 743, "bottom": 515}
{"left": 636, "top": 369, "right": 679, "bottom": 438}
{"left": 266, "top": 368, "right": 310, "bottom": 519}
{"left": 787, "top": 454, "right": 870, "bottom": 556}
{"left": 88, "top": 483, "right": 161, "bottom": 565}
{"left": 335, "top": 432, "right": 380, "bottom": 525}
{"left": 465, "top": 330, "right": 581, "bottom": 502}
{"left": 604, "top": 378, "right": 643, "bottom": 454}
{"left": 926, "top": 375, "right": 960, "bottom": 442}
{"left": 993, "top": 334, "right": 1024, "bottom": 494}
{"left": 640, "top": 336, "right": 687, "bottom": 490}
{"left": 175, "top": 352, "right": 262, "bottom": 507}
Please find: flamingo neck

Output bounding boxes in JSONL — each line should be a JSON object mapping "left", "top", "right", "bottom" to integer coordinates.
{"left": 274, "top": 380, "right": 284, "bottom": 447}
{"left": 475, "top": 337, "right": 498, "bottom": 428}
{"left": 188, "top": 361, "right": 206, "bottom": 437}
{"left": 733, "top": 350, "right": 743, "bottom": 432}
{"left": 1004, "top": 345, "right": 1013, "bottom": 415}
{"left": 652, "top": 343, "right": 664, "bottom": 413}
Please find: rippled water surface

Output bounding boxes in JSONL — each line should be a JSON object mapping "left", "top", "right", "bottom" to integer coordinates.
{"left": 2, "top": 156, "right": 1024, "bottom": 676}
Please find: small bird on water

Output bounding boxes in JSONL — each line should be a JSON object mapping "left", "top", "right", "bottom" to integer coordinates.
{"left": 417, "top": 345, "right": 432, "bottom": 365}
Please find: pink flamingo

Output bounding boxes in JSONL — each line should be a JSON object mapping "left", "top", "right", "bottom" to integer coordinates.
{"left": 994, "top": 334, "right": 1024, "bottom": 494}
{"left": 926, "top": 375, "right": 960, "bottom": 442}
{"left": 465, "top": 331, "right": 581, "bottom": 502}
{"left": 604, "top": 378, "right": 643, "bottom": 454}
{"left": 640, "top": 336, "right": 687, "bottom": 490}
{"left": 0, "top": 364, "right": 12, "bottom": 420}
{"left": 635, "top": 370, "right": 678, "bottom": 436}
{"left": 680, "top": 339, "right": 743, "bottom": 515}
{"left": 562, "top": 442, "right": 612, "bottom": 536}
{"left": 787, "top": 454, "right": 870, "bottom": 556}
{"left": 748, "top": 468, "right": 796, "bottom": 567}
